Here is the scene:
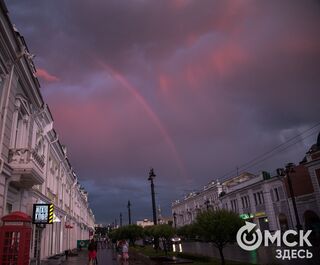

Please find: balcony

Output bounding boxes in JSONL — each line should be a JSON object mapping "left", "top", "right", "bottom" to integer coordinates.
{"left": 8, "top": 148, "right": 45, "bottom": 188}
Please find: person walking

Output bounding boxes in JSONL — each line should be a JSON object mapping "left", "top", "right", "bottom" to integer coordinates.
{"left": 88, "top": 239, "right": 97, "bottom": 265}
{"left": 122, "top": 240, "right": 129, "bottom": 264}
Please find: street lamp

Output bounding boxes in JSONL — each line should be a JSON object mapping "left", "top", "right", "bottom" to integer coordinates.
{"left": 120, "top": 213, "right": 122, "bottom": 227}
{"left": 277, "top": 163, "right": 302, "bottom": 230}
{"left": 173, "top": 212, "right": 177, "bottom": 229}
{"left": 127, "top": 200, "right": 132, "bottom": 225}
{"left": 148, "top": 168, "right": 157, "bottom": 225}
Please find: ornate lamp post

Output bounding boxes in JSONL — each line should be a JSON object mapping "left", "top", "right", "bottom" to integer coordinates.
{"left": 148, "top": 168, "right": 157, "bottom": 225}
{"left": 127, "top": 200, "right": 132, "bottom": 225}
{"left": 277, "top": 163, "right": 302, "bottom": 230}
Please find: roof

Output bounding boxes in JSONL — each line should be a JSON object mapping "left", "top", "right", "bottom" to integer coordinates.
{"left": 2, "top": 211, "right": 32, "bottom": 222}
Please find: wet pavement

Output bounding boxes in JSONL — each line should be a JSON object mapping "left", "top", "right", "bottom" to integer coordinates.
{"left": 62, "top": 248, "right": 118, "bottom": 265}
{"left": 61, "top": 243, "right": 320, "bottom": 265}
{"left": 62, "top": 247, "right": 143, "bottom": 265}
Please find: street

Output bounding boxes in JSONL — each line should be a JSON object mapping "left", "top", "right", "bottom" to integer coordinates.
{"left": 63, "top": 248, "right": 117, "bottom": 265}
{"left": 63, "top": 247, "right": 144, "bottom": 265}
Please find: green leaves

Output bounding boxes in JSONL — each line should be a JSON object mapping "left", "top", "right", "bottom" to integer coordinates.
{"left": 109, "top": 224, "right": 144, "bottom": 245}
{"left": 145, "top": 224, "right": 175, "bottom": 239}
{"left": 195, "top": 209, "right": 244, "bottom": 247}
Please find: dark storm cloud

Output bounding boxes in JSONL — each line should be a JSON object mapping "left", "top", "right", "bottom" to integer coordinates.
{"left": 6, "top": 0, "right": 320, "bottom": 223}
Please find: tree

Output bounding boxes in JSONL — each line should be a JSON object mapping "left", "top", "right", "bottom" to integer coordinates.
{"left": 177, "top": 223, "right": 198, "bottom": 240}
{"left": 147, "top": 224, "right": 175, "bottom": 254}
{"left": 195, "top": 209, "right": 244, "bottom": 265}
{"left": 121, "top": 225, "right": 144, "bottom": 246}
{"left": 152, "top": 224, "right": 175, "bottom": 239}
{"left": 95, "top": 226, "right": 108, "bottom": 237}
{"left": 109, "top": 225, "right": 144, "bottom": 246}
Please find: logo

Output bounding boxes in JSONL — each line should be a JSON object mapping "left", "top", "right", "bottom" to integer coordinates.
{"left": 236, "top": 221, "right": 263, "bottom": 251}
{"left": 236, "top": 222, "right": 314, "bottom": 260}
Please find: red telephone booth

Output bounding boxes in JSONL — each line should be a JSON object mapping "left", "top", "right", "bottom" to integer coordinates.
{"left": 0, "top": 211, "right": 32, "bottom": 265}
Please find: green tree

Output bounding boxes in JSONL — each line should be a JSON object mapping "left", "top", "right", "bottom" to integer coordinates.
{"left": 118, "top": 225, "right": 144, "bottom": 246}
{"left": 177, "top": 223, "right": 198, "bottom": 239}
{"left": 95, "top": 226, "right": 108, "bottom": 237}
{"left": 195, "top": 209, "right": 244, "bottom": 265}
{"left": 151, "top": 224, "right": 175, "bottom": 239}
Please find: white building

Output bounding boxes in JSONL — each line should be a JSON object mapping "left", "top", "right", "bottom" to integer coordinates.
{"left": 0, "top": 2, "right": 95, "bottom": 263}
{"left": 172, "top": 180, "right": 222, "bottom": 227}
{"left": 220, "top": 172, "right": 290, "bottom": 232}
{"left": 136, "top": 219, "right": 154, "bottom": 228}
{"left": 171, "top": 136, "right": 320, "bottom": 238}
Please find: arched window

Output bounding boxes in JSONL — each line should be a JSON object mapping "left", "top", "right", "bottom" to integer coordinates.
{"left": 10, "top": 96, "right": 30, "bottom": 149}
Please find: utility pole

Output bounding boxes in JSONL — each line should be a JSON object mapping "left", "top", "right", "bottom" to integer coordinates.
{"left": 127, "top": 200, "right": 132, "bottom": 225}
{"left": 285, "top": 163, "right": 302, "bottom": 230}
{"left": 148, "top": 168, "right": 157, "bottom": 225}
{"left": 277, "top": 163, "right": 302, "bottom": 230}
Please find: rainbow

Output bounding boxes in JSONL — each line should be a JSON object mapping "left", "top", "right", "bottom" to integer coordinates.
{"left": 98, "top": 61, "right": 187, "bottom": 179}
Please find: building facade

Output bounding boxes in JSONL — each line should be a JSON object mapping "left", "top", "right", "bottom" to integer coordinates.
{"left": 220, "top": 172, "right": 291, "bottom": 232}
{"left": 0, "top": 1, "right": 95, "bottom": 263}
{"left": 136, "top": 219, "right": 154, "bottom": 228}
{"left": 172, "top": 180, "right": 221, "bottom": 227}
{"left": 172, "top": 136, "right": 320, "bottom": 237}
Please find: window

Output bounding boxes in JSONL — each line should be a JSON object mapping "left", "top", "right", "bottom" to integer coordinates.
{"left": 254, "top": 191, "right": 264, "bottom": 205}
{"left": 274, "top": 188, "right": 279, "bottom": 201}
{"left": 6, "top": 203, "right": 13, "bottom": 214}
{"left": 261, "top": 191, "right": 264, "bottom": 204}
{"left": 231, "top": 199, "right": 238, "bottom": 212}
{"left": 241, "top": 195, "right": 250, "bottom": 208}
{"left": 10, "top": 97, "right": 30, "bottom": 149}
{"left": 246, "top": 196, "right": 250, "bottom": 207}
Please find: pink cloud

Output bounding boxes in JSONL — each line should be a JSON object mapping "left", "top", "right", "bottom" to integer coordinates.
{"left": 36, "top": 68, "right": 60, "bottom": 82}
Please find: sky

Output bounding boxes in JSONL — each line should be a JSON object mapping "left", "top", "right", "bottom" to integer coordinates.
{"left": 6, "top": 0, "right": 320, "bottom": 224}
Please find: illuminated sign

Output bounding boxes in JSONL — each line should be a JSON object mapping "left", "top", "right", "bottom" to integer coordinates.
{"left": 255, "top": 212, "right": 266, "bottom": 217}
{"left": 239, "top": 213, "right": 254, "bottom": 220}
{"left": 32, "top": 204, "right": 54, "bottom": 224}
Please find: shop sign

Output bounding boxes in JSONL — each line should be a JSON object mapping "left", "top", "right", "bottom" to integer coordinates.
{"left": 32, "top": 204, "right": 54, "bottom": 224}
{"left": 255, "top": 211, "right": 266, "bottom": 217}
{"left": 239, "top": 213, "right": 254, "bottom": 220}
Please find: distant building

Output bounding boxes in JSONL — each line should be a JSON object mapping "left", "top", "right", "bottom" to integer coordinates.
{"left": 171, "top": 133, "right": 320, "bottom": 236}
{"left": 159, "top": 216, "right": 173, "bottom": 226}
{"left": 172, "top": 180, "right": 221, "bottom": 227}
{"left": 137, "top": 219, "right": 154, "bottom": 228}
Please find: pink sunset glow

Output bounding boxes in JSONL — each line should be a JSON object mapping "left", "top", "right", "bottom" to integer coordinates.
{"left": 36, "top": 68, "right": 60, "bottom": 82}
{"left": 7, "top": 0, "right": 320, "bottom": 223}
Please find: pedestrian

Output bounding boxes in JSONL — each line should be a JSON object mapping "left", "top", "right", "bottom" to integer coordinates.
{"left": 88, "top": 239, "right": 97, "bottom": 265}
{"left": 122, "top": 240, "right": 129, "bottom": 263}
{"left": 116, "top": 240, "right": 122, "bottom": 261}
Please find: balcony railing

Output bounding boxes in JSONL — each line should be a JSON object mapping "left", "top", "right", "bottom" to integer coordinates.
{"left": 8, "top": 148, "right": 45, "bottom": 187}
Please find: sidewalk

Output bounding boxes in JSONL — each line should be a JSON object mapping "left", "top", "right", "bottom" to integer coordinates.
{"left": 62, "top": 248, "right": 118, "bottom": 265}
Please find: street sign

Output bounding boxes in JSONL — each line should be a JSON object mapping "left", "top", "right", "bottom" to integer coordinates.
{"left": 32, "top": 204, "right": 54, "bottom": 224}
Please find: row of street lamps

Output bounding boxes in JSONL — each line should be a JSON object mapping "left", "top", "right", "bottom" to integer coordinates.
{"left": 115, "top": 168, "right": 158, "bottom": 228}
{"left": 118, "top": 165, "right": 302, "bottom": 233}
